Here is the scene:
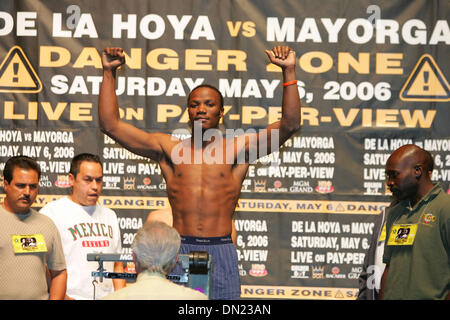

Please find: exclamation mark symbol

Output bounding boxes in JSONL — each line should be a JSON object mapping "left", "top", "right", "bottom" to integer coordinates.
{"left": 12, "top": 62, "right": 19, "bottom": 83}
{"left": 423, "top": 71, "right": 429, "bottom": 91}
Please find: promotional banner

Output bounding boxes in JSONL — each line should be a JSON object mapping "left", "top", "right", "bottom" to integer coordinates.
{"left": 0, "top": 0, "right": 448, "bottom": 299}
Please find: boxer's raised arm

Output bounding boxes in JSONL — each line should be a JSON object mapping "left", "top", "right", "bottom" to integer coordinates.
{"left": 98, "top": 47, "right": 170, "bottom": 161}
{"left": 236, "top": 46, "right": 301, "bottom": 162}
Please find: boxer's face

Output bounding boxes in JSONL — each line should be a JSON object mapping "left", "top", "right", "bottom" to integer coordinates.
{"left": 188, "top": 87, "right": 223, "bottom": 130}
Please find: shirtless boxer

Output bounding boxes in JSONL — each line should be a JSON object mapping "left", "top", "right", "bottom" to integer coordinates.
{"left": 99, "top": 45, "right": 301, "bottom": 299}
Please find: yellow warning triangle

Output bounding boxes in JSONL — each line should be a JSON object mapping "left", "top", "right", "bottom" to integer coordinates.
{"left": 0, "top": 46, "right": 42, "bottom": 93}
{"left": 334, "top": 290, "right": 344, "bottom": 299}
{"left": 400, "top": 54, "right": 450, "bottom": 102}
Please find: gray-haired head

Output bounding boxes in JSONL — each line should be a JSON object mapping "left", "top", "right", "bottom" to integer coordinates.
{"left": 131, "top": 221, "right": 181, "bottom": 275}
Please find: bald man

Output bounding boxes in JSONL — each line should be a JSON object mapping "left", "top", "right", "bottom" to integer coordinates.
{"left": 379, "top": 144, "right": 450, "bottom": 300}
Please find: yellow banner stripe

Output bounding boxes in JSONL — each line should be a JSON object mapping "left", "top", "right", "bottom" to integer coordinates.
{"left": 241, "top": 285, "right": 358, "bottom": 300}
{"left": 236, "top": 199, "right": 388, "bottom": 214}
{"left": 0, "top": 194, "right": 388, "bottom": 214}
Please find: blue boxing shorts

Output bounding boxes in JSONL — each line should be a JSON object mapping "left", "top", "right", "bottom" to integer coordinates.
{"left": 169, "top": 235, "right": 241, "bottom": 300}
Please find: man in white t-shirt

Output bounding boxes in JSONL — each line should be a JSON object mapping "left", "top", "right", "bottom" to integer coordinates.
{"left": 40, "top": 153, "right": 125, "bottom": 299}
